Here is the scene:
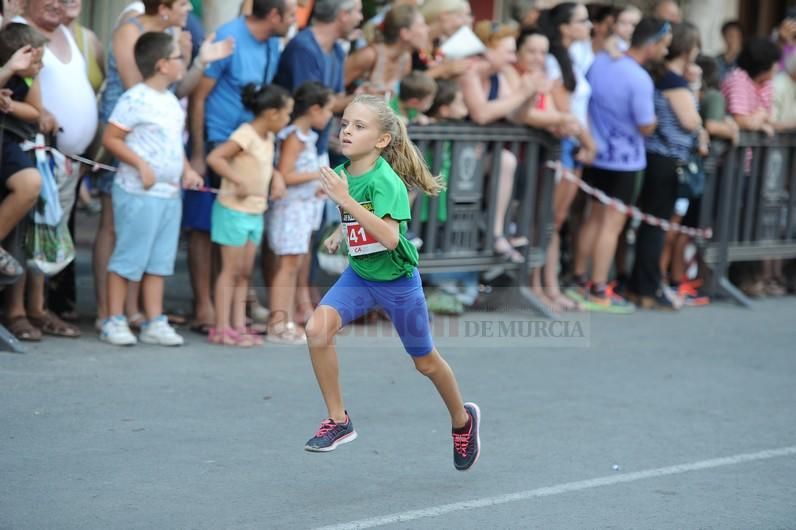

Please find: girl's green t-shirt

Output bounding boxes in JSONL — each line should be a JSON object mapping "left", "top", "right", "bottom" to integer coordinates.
{"left": 336, "top": 157, "right": 419, "bottom": 281}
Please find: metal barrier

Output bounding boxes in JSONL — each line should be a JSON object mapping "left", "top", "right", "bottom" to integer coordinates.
{"left": 407, "top": 121, "right": 559, "bottom": 316}
{"left": 700, "top": 130, "right": 796, "bottom": 305}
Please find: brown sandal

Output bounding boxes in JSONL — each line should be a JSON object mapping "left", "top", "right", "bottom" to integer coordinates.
{"left": 4, "top": 316, "right": 42, "bottom": 342}
{"left": 28, "top": 311, "right": 81, "bottom": 338}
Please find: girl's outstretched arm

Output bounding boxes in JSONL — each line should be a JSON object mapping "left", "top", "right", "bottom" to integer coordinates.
{"left": 320, "top": 166, "right": 400, "bottom": 250}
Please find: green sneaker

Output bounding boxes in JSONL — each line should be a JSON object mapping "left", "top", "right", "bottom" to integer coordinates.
{"left": 583, "top": 287, "right": 636, "bottom": 314}
{"left": 564, "top": 284, "right": 589, "bottom": 304}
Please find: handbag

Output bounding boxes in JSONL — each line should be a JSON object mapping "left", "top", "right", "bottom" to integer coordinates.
{"left": 22, "top": 134, "right": 75, "bottom": 276}
{"left": 680, "top": 153, "right": 705, "bottom": 199}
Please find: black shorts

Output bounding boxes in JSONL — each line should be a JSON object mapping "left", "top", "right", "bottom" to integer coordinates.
{"left": 582, "top": 166, "right": 638, "bottom": 206}
{"left": 1, "top": 136, "right": 35, "bottom": 196}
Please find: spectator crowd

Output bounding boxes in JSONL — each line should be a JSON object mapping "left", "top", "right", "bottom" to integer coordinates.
{"left": 1, "top": 0, "right": 795, "bottom": 347}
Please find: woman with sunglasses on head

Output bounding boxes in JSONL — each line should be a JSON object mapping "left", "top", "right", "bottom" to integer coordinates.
{"left": 536, "top": 2, "right": 597, "bottom": 312}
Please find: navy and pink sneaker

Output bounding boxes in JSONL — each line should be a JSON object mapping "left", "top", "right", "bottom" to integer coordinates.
{"left": 452, "top": 402, "right": 481, "bottom": 471}
{"left": 304, "top": 413, "right": 358, "bottom": 452}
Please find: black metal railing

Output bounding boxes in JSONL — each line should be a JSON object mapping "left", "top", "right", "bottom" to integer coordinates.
{"left": 700, "top": 130, "right": 796, "bottom": 305}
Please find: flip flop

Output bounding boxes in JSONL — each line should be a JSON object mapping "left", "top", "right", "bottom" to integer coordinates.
{"left": 494, "top": 237, "right": 524, "bottom": 264}
{"left": 166, "top": 312, "right": 187, "bottom": 326}
{"left": 189, "top": 322, "right": 214, "bottom": 336}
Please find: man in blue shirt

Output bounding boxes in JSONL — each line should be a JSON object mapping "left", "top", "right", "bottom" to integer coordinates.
{"left": 189, "top": 0, "right": 296, "bottom": 175}
{"left": 274, "top": 0, "right": 363, "bottom": 159}
{"left": 567, "top": 18, "right": 670, "bottom": 314}
{"left": 184, "top": 0, "right": 296, "bottom": 332}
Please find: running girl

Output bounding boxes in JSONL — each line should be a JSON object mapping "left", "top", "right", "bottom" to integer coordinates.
{"left": 303, "top": 94, "right": 480, "bottom": 471}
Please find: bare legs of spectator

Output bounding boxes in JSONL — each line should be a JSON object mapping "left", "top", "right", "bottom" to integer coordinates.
{"left": 141, "top": 274, "right": 166, "bottom": 321}
{"left": 105, "top": 272, "right": 126, "bottom": 318}
{"left": 573, "top": 201, "right": 598, "bottom": 279}
{"left": 613, "top": 221, "right": 631, "bottom": 285}
{"left": 591, "top": 206, "right": 628, "bottom": 287}
{"left": 492, "top": 150, "right": 523, "bottom": 263}
{"left": 3, "top": 274, "right": 40, "bottom": 340}
{"left": 246, "top": 232, "right": 271, "bottom": 330}
{"left": 269, "top": 254, "right": 302, "bottom": 336}
{"left": 670, "top": 233, "right": 689, "bottom": 285}
{"left": 188, "top": 230, "right": 215, "bottom": 331}
{"left": 124, "top": 282, "right": 144, "bottom": 328}
{"left": 0, "top": 169, "right": 41, "bottom": 341}
{"left": 659, "top": 214, "right": 682, "bottom": 283}
{"left": 574, "top": 202, "right": 627, "bottom": 288}
{"left": 0, "top": 168, "right": 40, "bottom": 248}
{"left": 108, "top": 271, "right": 164, "bottom": 323}
{"left": 261, "top": 242, "right": 276, "bottom": 286}
{"left": 93, "top": 194, "right": 114, "bottom": 322}
{"left": 529, "top": 266, "right": 555, "bottom": 309}
{"left": 294, "top": 254, "right": 314, "bottom": 326}
{"left": 543, "top": 177, "right": 581, "bottom": 311}
{"left": 214, "top": 242, "right": 256, "bottom": 335}
{"left": 761, "top": 259, "right": 786, "bottom": 295}
{"left": 93, "top": 195, "right": 144, "bottom": 326}
{"left": 26, "top": 272, "right": 80, "bottom": 337}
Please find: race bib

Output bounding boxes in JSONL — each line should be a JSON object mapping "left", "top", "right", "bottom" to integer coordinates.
{"left": 340, "top": 202, "right": 387, "bottom": 256}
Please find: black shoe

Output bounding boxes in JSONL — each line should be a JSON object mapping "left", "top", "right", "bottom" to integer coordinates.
{"left": 638, "top": 290, "right": 680, "bottom": 311}
{"left": 453, "top": 402, "right": 481, "bottom": 471}
{"left": 304, "top": 413, "right": 357, "bottom": 452}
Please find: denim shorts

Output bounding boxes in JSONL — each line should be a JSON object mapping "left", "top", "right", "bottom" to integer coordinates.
{"left": 108, "top": 185, "right": 182, "bottom": 281}
{"left": 210, "top": 200, "right": 263, "bottom": 247}
{"left": 182, "top": 141, "right": 220, "bottom": 233}
{"left": 560, "top": 137, "right": 581, "bottom": 171}
{"left": 319, "top": 267, "right": 434, "bottom": 357}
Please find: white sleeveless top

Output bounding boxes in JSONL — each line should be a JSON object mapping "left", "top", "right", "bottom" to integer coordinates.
{"left": 14, "top": 17, "right": 99, "bottom": 156}
{"left": 41, "top": 25, "right": 98, "bottom": 155}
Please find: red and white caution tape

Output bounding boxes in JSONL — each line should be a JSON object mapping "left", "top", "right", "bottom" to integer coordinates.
{"left": 28, "top": 144, "right": 242, "bottom": 195}
{"left": 547, "top": 161, "right": 713, "bottom": 239}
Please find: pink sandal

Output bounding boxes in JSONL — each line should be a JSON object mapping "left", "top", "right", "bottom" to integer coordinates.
{"left": 208, "top": 327, "right": 258, "bottom": 347}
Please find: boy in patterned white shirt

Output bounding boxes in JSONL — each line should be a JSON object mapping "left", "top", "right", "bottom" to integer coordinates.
{"left": 100, "top": 32, "right": 203, "bottom": 347}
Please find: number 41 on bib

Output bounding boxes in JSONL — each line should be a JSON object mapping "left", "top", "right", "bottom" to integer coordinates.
{"left": 340, "top": 202, "right": 388, "bottom": 256}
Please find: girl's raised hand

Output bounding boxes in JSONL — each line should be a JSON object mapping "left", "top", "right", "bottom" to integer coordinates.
{"left": 320, "top": 166, "right": 350, "bottom": 206}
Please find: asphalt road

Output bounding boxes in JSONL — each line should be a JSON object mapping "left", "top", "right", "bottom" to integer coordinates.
{"left": 2, "top": 294, "right": 795, "bottom": 529}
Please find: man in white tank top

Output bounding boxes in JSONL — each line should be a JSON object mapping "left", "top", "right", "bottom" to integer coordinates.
{"left": 16, "top": 0, "right": 98, "bottom": 158}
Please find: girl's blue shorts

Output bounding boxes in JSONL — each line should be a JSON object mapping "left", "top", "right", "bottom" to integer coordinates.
{"left": 320, "top": 267, "right": 433, "bottom": 356}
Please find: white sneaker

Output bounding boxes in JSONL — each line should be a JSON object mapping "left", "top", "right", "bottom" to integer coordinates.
{"left": 100, "top": 316, "right": 137, "bottom": 346}
{"left": 139, "top": 315, "right": 184, "bottom": 346}
{"left": 660, "top": 282, "right": 685, "bottom": 310}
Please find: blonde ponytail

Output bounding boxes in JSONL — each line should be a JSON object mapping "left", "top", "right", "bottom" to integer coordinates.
{"left": 351, "top": 94, "right": 445, "bottom": 196}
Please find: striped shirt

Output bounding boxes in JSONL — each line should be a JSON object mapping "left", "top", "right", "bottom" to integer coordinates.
{"left": 646, "top": 70, "right": 696, "bottom": 162}
{"left": 721, "top": 67, "right": 773, "bottom": 117}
